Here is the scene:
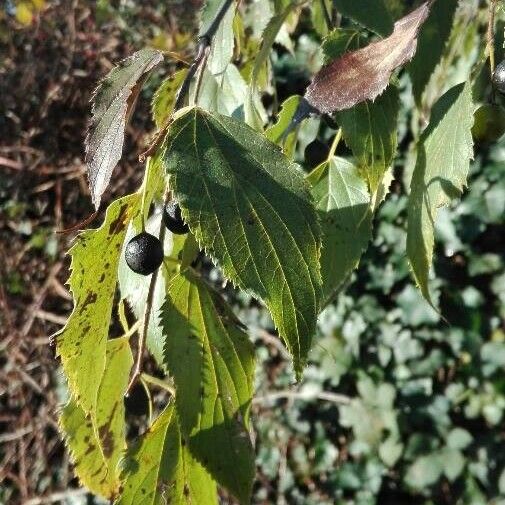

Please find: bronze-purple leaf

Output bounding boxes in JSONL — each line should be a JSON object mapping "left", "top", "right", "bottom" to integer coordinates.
{"left": 305, "top": 2, "right": 431, "bottom": 114}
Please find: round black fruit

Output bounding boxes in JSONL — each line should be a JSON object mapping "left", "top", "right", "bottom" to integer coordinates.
{"left": 125, "top": 232, "right": 164, "bottom": 275}
{"left": 472, "top": 103, "right": 505, "bottom": 144}
{"left": 163, "top": 201, "right": 189, "bottom": 235}
{"left": 304, "top": 140, "right": 329, "bottom": 168}
{"left": 124, "top": 383, "right": 150, "bottom": 417}
{"left": 492, "top": 59, "right": 505, "bottom": 93}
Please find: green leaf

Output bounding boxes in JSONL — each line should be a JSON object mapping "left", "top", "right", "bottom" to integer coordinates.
{"left": 60, "top": 337, "right": 132, "bottom": 500}
{"left": 322, "top": 28, "right": 363, "bottom": 63}
{"left": 194, "top": 64, "right": 248, "bottom": 118}
{"left": 407, "top": 82, "right": 474, "bottom": 304}
{"left": 265, "top": 95, "right": 302, "bottom": 159}
{"left": 117, "top": 405, "right": 217, "bottom": 505}
{"left": 408, "top": 0, "right": 458, "bottom": 104}
{"left": 337, "top": 85, "right": 399, "bottom": 194}
{"left": 55, "top": 194, "right": 139, "bottom": 414}
{"left": 207, "top": 0, "right": 235, "bottom": 75}
{"left": 307, "top": 157, "right": 372, "bottom": 304}
{"left": 333, "top": 0, "right": 393, "bottom": 36}
{"left": 162, "top": 107, "right": 322, "bottom": 375}
{"left": 161, "top": 271, "right": 255, "bottom": 505}
{"left": 152, "top": 69, "right": 188, "bottom": 128}
{"left": 405, "top": 454, "right": 443, "bottom": 489}
{"left": 199, "top": 0, "right": 229, "bottom": 37}
{"left": 86, "top": 48, "right": 163, "bottom": 208}
{"left": 245, "top": 1, "right": 299, "bottom": 129}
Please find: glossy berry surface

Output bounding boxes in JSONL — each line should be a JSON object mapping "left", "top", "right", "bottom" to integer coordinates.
{"left": 492, "top": 60, "right": 505, "bottom": 93}
{"left": 304, "top": 140, "right": 329, "bottom": 168}
{"left": 124, "top": 383, "right": 150, "bottom": 417}
{"left": 125, "top": 232, "right": 163, "bottom": 275}
{"left": 163, "top": 200, "right": 189, "bottom": 235}
{"left": 472, "top": 103, "right": 505, "bottom": 144}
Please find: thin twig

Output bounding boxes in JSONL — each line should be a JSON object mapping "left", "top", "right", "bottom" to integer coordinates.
{"left": 253, "top": 390, "right": 351, "bottom": 406}
{"left": 487, "top": 0, "right": 498, "bottom": 76}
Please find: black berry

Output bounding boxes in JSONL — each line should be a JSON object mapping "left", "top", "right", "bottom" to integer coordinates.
{"left": 124, "top": 383, "right": 150, "bottom": 417}
{"left": 472, "top": 103, "right": 505, "bottom": 144}
{"left": 125, "top": 232, "right": 163, "bottom": 275}
{"left": 163, "top": 200, "right": 189, "bottom": 235}
{"left": 492, "top": 59, "right": 505, "bottom": 93}
{"left": 304, "top": 140, "right": 329, "bottom": 168}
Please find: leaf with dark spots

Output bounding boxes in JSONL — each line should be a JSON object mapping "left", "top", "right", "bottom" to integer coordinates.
{"left": 86, "top": 48, "right": 163, "bottom": 209}
{"left": 305, "top": 2, "right": 431, "bottom": 113}
{"left": 108, "top": 203, "right": 130, "bottom": 235}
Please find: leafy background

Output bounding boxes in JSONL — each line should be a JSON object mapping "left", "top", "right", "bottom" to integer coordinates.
{"left": 1, "top": 1, "right": 504, "bottom": 504}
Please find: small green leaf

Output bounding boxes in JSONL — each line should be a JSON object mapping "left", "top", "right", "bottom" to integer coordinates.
{"left": 161, "top": 271, "right": 255, "bottom": 505}
{"left": 265, "top": 95, "right": 302, "bottom": 158}
{"left": 162, "top": 107, "right": 322, "bottom": 375}
{"left": 56, "top": 194, "right": 139, "bottom": 414}
{"left": 307, "top": 157, "right": 372, "bottom": 305}
{"left": 60, "top": 337, "right": 132, "bottom": 500}
{"left": 322, "top": 28, "right": 363, "bottom": 63}
{"left": 152, "top": 69, "right": 188, "bottom": 128}
{"left": 337, "top": 85, "right": 399, "bottom": 194}
{"left": 407, "top": 82, "right": 474, "bottom": 304}
{"left": 408, "top": 0, "right": 458, "bottom": 104}
{"left": 117, "top": 405, "right": 217, "bottom": 505}
{"left": 86, "top": 48, "right": 163, "bottom": 208}
{"left": 333, "top": 0, "right": 393, "bottom": 36}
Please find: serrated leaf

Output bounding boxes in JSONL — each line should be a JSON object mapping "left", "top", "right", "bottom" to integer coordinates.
{"left": 307, "top": 157, "right": 372, "bottom": 304}
{"left": 207, "top": 0, "right": 235, "bottom": 76}
{"left": 55, "top": 194, "right": 139, "bottom": 414}
{"left": 161, "top": 271, "right": 255, "bottom": 505}
{"left": 86, "top": 48, "right": 163, "bottom": 209}
{"left": 337, "top": 84, "right": 399, "bottom": 194}
{"left": 408, "top": 0, "right": 458, "bottom": 104}
{"left": 117, "top": 405, "right": 217, "bottom": 505}
{"left": 265, "top": 95, "right": 302, "bottom": 158}
{"left": 333, "top": 0, "right": 393, "bottom": 36}
{"left": 407, "top": 82, "right": 474, "bottom": 304}
{"left": 162, "top": 107, "right": 322, "bottom": 375}
{"left": 305, "top": 2, "right": 430, "bottom": 113}
{"left": 60, "top": 337, "right": 132, "bottom": 500}
{"left": 152, "top": 69, "right": 188, "bottom": 128}
{"left": 199, "top": 0, "right": 229, "bottom": 37}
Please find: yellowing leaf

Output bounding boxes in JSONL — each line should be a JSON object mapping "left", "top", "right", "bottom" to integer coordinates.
{"left": 15, "top": 2, "right": 33, "bottom": 25}
{"left": 55, "top": 194, "right": 139, "bottom": 414}
{"left": 117, "top": 405, "right": 217, "bottom": 505}
{"left": 60, "top": 337, "right": 132, "bottom": 500}
{"left": 161, "top": 271, "right": 255, "bottom": 505}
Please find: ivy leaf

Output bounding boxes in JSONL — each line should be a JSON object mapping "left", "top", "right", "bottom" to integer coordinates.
{"left": 307, "top": 157, "right": 373, "bottom": 304}
{"left": 161, "top": 271, "right": 255, "bottom": 505}
{"left": 407, "top": 82, "right": 474, "bottom": 304}
{"left": 60, "top": 337, "right": 132, "bottom": 500}
{"left": 162, "top": 107, "right": 322, "bottom": 375}
{"left": 55, "top": 194, "right": 139, "bottom": 414}
{"left": 305, "top": 2, "right": 430, "bottom": 113}
{"left": 86, "top": 48, "right": 163, "bottom": 209}
{"left": 333, "top": 0, "right": 393, "bottom": 36}
{"left": 152, "top": 69, "right": 188, "bottom": 128}
{"left": 408, "top": 0, "right": 458, "bottom": 104}
{"left": 337, "top": 85, "right": 399, "bottom": 195}
{"left": 117, "top": 405, "right": 217, "bottom": 505}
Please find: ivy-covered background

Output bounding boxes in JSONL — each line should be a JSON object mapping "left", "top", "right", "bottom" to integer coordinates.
{"left": 1, "top": 1, "right": 504, "bottom": 504}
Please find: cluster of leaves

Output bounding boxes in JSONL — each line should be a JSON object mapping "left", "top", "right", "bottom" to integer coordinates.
{"left": 54, "top": 0, "right": 504, "bottom": 503}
